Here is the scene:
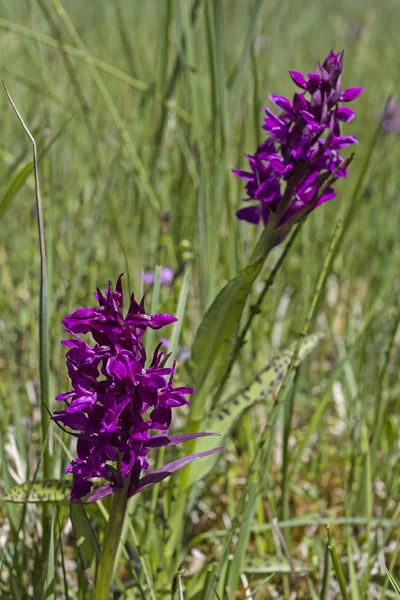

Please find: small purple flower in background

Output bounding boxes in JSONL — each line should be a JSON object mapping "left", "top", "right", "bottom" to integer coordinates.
{"left": 233, "top": 51, "right": 363, "bottom": 230}
{"left": 53, "top": 276, "right": 220, "bottom": 502}
{"left": 379, "top": 99, "right": 400, "bottom": 134}
{"left": 143, "top": 267, "right": 174, "bottom": 286}
{"left": 161, "top": 338, "right": 191, "bottom": 363}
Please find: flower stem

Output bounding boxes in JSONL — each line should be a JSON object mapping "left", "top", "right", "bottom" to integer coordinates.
{"left": 94, "top": 483, "right": 129, "bottom": 600}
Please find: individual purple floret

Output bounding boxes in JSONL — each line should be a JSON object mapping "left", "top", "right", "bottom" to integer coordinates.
{"left": 233, "top": 51, "right": 363, "bottom": 229}
{"left": 53, "top": 276, "right": 220, "bottom": 502}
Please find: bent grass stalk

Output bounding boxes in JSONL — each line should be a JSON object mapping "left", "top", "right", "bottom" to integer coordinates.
{"left": 2, "top": 81, "right": 51, "bottom": 590}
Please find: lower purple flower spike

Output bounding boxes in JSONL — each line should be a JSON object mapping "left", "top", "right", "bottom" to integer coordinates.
{"left": 52, "top": 276, "right": 222, "bottom": 501}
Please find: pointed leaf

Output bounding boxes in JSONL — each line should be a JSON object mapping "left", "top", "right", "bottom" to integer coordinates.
{"left": 145, "top": 432, "right": 219, "bottom": 448}
{"left": 129, "top": 447, "right": 224, "bottom": 497}
{"left": 2, "top": 479, "right": 71, "bottom": 503}
{"left": 191, "top": 259, "right": 263, "bottom": 418}
{"left": 84, "top": 484, "right": 115, "bottom": 504}
{"left": 70, "top": 502, "right": 100, "bottom": 585}
{"left": 182, "top": 333, "right": 324, "bottom": 488}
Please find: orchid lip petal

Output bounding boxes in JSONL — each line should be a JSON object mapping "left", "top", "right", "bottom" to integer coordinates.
{"left": 83, "top": 484, "right": 116, "bottom": 504}
{"left": 288, "top": 70, "right": 307, "bottom": 89}
{"left": 340, "top": 87, "right": 363, "bottom": 102}
{"left": 269, "top": 94, "right": 292, "bottom": 111}
{"left": 128, "top": 447, "right": 224, "bottom": 497}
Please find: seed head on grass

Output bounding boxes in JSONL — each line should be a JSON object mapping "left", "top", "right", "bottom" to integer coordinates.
{"left": 233, "top": 51, "right": 363, "bottom": 229}
{"left": 53, "top": 275, "right": 219, "bottom": 502}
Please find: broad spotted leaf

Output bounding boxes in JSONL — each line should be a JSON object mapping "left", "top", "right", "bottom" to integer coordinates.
{"left": 2, "top": 479, "right": 71, "bottom": 503}
{"left": 182, "top": 333, "right": 323, "bottom": 488}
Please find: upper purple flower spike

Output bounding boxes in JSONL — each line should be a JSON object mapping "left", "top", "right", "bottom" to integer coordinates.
{"left": 53, "top": 276, "right": 220, "bottom": 501}
{"left": 234, "top": 51, "right": 363, "bottom": 231}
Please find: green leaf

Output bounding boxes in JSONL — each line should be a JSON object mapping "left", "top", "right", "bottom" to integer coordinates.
{"left": 2, "top": 479, "right": 71, "bottom": 503}
{"left": 70, "top": 503, "right": 100, "bottom": 587}
{"left": 190, "top": 258, "right": 263, "bottom": 419}
{"left": 182, "top": 333, "right": 323, "bottom": 488}
{"left": 0, "top": 161, "right": 33, "bottom": 222}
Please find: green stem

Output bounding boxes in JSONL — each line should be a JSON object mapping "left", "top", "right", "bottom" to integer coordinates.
{"left": 326, "top": 526, "right": 350, "bottom": 600}
{"left": 94, "top": 482, "right": 129, "bottom": 600}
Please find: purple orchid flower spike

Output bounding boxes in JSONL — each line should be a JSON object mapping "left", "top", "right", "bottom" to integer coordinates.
{"left": 53, "top": 276, "right": 222, "bottom": 502}
{"left": 233, "top": 50, "right": 363, "bottom": 233}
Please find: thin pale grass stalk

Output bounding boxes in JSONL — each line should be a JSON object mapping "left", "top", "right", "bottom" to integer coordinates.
{"left": 56, "top": 507, "right": 70, "bottom": 600}
{"left": 2, "top": 81, "right": 52, "bottom": 590}
{"left": 320, "top": 541, "right": 331, "bottom": 600}
{"left": 346, "top": 537, "right": 360, "bottom": 600}
{"left": 0, "top": 424, "right": 18, "bottom": 535}
{"left": 381, "top": 533, "right": 400, "bottom": 596}
{"left": 359, "top": 425, "right": 373, "bottom": 598}
{"left": 193, "top": 514, "right": 400, "bottom": 544}
{"left": 202, "top": 565, "right": 218, "bottom": 600}
{"left": 326, "top": 525, "right": 350, "bottom": 600}
{"left": 45, "top": 511, "right": 56, "bottom": 600}
{"left": 113, "top": 1, "right": 140, "bottom": 79}
{"left": 249, "top": 575, "right": 275, "bottom": 597}
{"left": 370, "top": 304, "right": 400, "bottom": 463}
{"left": 223, "top": 482, "right": 258, "bottom": 595}
{"left": 281, "top": 220, "right": 343, "bottom": 522}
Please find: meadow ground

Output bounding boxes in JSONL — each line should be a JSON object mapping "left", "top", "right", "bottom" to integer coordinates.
{"left": 0, "top": 0, "right": 399, "bottom": 598}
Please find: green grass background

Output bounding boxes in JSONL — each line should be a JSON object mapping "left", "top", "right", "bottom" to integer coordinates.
{"left": 0, "top": 0, "right": 400, "bottom": 598}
